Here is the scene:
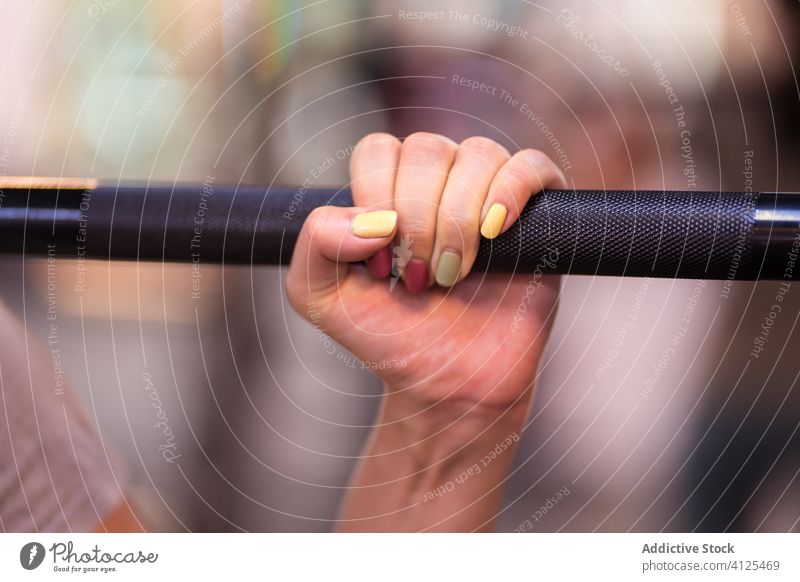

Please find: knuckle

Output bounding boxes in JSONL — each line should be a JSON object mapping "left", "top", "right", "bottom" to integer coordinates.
{"left": 304, "top": 206, "right": 334, "bottom": 235}
{"left": 495, "top": 149, "right": 561, "bottom": 194}
{"left": 517, "top": 148, "right": 566, "bottom": 188}
{"left": 496, "top": 165, "right": 529, "bottom": 194}
{"left": 519, "top": 148, "right": 552, "bottom": 166}
{"left": 354, "top": 132, "right": 400, "bottom": 156}
{"left": 459, "top": 136, "right": 509, "bottom": 164}
{"left": 438, "top": 211, "right": 477, "bottom": 239}
{"left": 398, "top": 216, "right": 436, "bottom": 248}
{"left": 518, "top": 148, "right": 560, "bottom": 178}
{"left": 402, "top": 132, "right": 457, "bottom": 163}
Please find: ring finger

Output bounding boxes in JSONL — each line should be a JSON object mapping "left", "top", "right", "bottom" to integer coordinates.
{"left": 431, "top": 137, "right": 510, "bottom": 287}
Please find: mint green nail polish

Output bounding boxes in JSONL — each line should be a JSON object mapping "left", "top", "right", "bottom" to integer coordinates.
{"left": 435, "top": 251, "right": 462, "bottom": 287}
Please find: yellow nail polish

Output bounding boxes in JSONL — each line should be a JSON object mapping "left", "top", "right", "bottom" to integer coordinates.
{"left": 480, "top": 203, "right": 507, "bottom": 239}
{"left": 352, "top": 210, "right": 397, "bottom": 238}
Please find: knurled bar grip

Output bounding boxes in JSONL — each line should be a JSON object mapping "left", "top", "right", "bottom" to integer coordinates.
{"left": 1, "top": 183, "right": 798, "bottom": 279}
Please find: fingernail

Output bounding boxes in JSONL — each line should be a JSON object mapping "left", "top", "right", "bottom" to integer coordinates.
{"left": 435, "top": 251, "right": 461, "bottom": 287}
{"left": 404, "top": 258, "right": 428, "bottom": 294}
{"left": 480, "top": 203, "right": 508, "bottom": 239}
{"left": 367, "top": 246, "right": 392, "bottom": 278}
{"left": 352, "top": 210, "right": 397, "bottom": 238}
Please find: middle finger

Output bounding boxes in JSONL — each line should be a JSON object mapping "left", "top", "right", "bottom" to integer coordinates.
{"left": 394, "top": 132, "right": 458, "bottom": 293}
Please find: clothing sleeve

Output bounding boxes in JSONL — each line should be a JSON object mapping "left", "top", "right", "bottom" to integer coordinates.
{"left": 0, "top": 300, "right": 125, "bottom": 532}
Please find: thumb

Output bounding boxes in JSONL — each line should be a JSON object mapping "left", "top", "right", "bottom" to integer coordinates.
{"left": 287, "top": 206, "right": 397, "bottom": 308}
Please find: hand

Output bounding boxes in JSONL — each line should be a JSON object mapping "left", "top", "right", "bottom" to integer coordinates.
{"left": 287, "top": 132, "right": 567, "bottom": 531}
{"left": 287, "top": 132, "right": 566, "bottom": 412}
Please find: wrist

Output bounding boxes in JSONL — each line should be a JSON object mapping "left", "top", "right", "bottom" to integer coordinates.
{"left": 378, "top": 354, "right": 541, "bottom": 415}
{"left": 338, "top": 382, "right": 532, "bottom": 531}
{"left": 374, "top": 386, "right": 530, "bottom": 462}
{"left": 382, "top": 378, "right": 533, "bottom": 423}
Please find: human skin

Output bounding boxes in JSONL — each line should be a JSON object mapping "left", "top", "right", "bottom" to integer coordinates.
{"left": 286, "top": 132, "right": 566, "bottom": 531}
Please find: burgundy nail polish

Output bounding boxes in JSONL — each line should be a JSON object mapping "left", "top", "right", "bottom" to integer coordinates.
{"left": 404, "top": 258, "right": 428, "bottom": 294}
{"left": 367, "top": 246, "right": 392, "bottom": 278}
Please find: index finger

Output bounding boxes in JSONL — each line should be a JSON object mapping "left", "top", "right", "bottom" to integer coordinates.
{"left": 349, "top": 132, "right": 402, "bottom": 277}
{"left": 350, "top": 132, "right": 401, "bottom": 208}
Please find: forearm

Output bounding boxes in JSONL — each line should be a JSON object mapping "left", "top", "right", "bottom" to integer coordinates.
{"left": 337, "top": 388, "right": 531, "bottom": 532}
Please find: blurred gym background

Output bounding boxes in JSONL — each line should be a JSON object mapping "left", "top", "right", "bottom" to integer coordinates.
{"left": 0, "top": 0, "right": 798, "bottom": 531}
